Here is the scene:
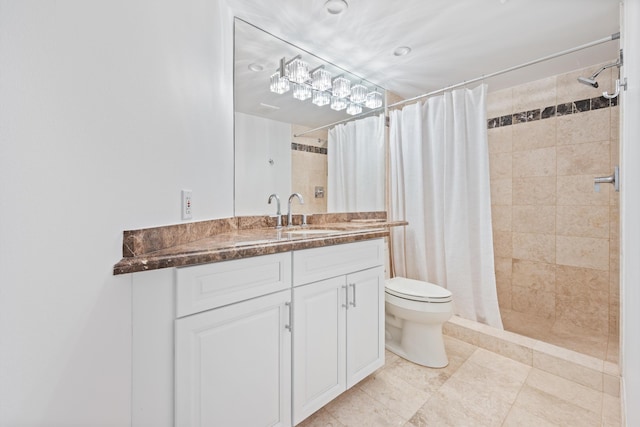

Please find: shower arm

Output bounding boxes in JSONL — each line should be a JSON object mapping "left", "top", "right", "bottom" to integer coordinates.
{"left": 589, "top": 59, "right": 621, "bottom": 80}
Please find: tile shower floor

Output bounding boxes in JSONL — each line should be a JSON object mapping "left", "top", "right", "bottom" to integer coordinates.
{"left": 298, "top": 337, "right": 621, "bottom": 427}
{"left": 501, "top": 309, "right": 619, "bottom": 363}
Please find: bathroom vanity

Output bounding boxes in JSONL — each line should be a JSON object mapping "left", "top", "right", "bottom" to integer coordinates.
{"left": 117, "top": 214, "right": 402, "bottom": 427}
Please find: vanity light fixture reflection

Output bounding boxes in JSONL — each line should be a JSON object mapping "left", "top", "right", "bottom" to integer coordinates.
{"left": 293, "top": 83, "right": 312, "bottom": 101}
{"left": 268, "top": 54, "right": 382, "bottom": 112}
{"left": 346, "top": 102, "right": 362, "bottom": 115}
{"left": 270, "top": 72, "right": 290, "bottom": 94}
{"left": 312, "top": 68, "right": 332, "bottom": 91}
{"left": 365, "top": 91, "right": 383, "bottom": 109}
{"left": 312, "top": 90, "right": 331, "bottom": 106}
{"left": 330, "top": 96, "right": 348, "bottom": 111}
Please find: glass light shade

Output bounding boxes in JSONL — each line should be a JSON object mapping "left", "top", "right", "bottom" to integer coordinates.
{"left": 332, "top": 77, "right": 351, "bottom": 98}
{"left": 312, "top": 68, "right": 332, "bottom": 91}
{"left": 350, "top": 84, "right": 367, "bottom": 104}
{"left": 270, "top": 72, "right": 290, "bottom": 94}
{"left": 287, "top": 59, "right": 310, "bottom": 84}
{"left": 312, "top": 90, "right": 330, "bottom": 106}
{"left": 365, "top": 90, "right": 383, "bottom": 108}
{"left": 346, "top": 103, "right": 362, "bottom": 115}
{"left": 293, "top": 83, "right": 312, "bottom": 101}
{"left": 330, "top": 96, "right": 348, "bottom": 111}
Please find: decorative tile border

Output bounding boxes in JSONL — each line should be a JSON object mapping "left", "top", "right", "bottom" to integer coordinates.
{"left": 291, "top": 142, "right": 327, "bottom": 155}
{"left": 488, "top": 95, "right": 618, "bottom": 129}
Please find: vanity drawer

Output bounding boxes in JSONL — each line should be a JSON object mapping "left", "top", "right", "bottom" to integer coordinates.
{"left": 175, "top": 252, "right": 292, "bottom": 318}
{"left": 293, "top": 238, "right": 384, "bottom": 286}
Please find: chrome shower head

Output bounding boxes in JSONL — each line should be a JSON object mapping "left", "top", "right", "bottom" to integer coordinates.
{"left": 577, "top": 58, "right": 621, "bottom": 89}
{"left": 577, "top": 76, "right": 599, "bottom": 88}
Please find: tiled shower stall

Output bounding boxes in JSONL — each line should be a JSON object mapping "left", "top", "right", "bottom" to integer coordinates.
{"left": 487, "top": 62, "right": 620, "bottom": 362}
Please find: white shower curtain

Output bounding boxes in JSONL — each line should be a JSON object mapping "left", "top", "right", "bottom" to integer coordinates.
{"left": 389, "top": 84, "right": 503, "bottom": 329}
{"left": 328, "top": 114, "right": 385, "bottom": 212}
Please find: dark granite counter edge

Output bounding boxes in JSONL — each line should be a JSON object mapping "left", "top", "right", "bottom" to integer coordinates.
{"left": 114, "top": 229, "right": 390, "bottom": 275}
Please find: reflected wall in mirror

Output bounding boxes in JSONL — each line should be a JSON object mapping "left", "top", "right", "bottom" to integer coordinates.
{"left": 234, "top": 18, "right": 386, "bottom": 216}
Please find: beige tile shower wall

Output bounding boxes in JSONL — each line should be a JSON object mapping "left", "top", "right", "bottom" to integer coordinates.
{"left": 291, "top": 125, "right": 328, "bottom": 214}
{"left": 487, "top": 62, "right": 620, "bottom": 336}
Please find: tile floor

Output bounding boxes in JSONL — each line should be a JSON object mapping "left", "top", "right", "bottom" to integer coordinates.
{"left": 501, "top": 309, "right": 619, "bottom": 364}
{"left": 297, "top": 337, "right": 622, "bottom": 427}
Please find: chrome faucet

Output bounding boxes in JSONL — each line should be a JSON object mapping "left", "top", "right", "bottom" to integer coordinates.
{"left": 287, "top": 193, "right": 304, "bottom": 227}
{"left": 268, "top": 193, "right": 282, "bottom": 229}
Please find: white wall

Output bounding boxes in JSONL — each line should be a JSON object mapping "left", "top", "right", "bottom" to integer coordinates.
{"left": 234, "top": 112, "right": 292, "bottom": 216}
{"left": 0, "top": 0, "right": 234, "bottom": 425}
{"left": 621, "top": 1, "right": 640, "bottom": 425}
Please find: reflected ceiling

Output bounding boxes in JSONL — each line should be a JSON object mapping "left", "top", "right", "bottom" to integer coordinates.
{"left": 227, "top": 0, "right": 620, "bottom": 99}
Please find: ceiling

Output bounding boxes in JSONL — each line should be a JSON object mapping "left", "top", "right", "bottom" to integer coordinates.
{"left": 229, "top": 0, "right": 620, "bottom": 128}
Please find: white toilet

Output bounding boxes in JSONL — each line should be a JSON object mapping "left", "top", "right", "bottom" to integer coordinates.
{"left": 385, "top": 277, "right": 453, "bottom": 368}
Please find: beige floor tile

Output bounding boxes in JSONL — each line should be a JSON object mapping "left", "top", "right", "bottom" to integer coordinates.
{"left": 512, "top": 384, "right": 601, "bottom": 426}
{"left": 321, "top": 315, "right": 622, "bottom": 427}
{"left": 324, "top": 387, "right": 406, "bottom": 427}
{"left": 502, "top": 406, "right": 559, "bottom": 427}
{"left": 358, "top": 369, "right": 431, "bottom": 420}
{"left": 408, "top": 390, "right": 509, "bottom": 427}
{"left": 382, "top": 356, "right": 455, "bottom": 394}
{"left": 448, "top": 358, "right": 526, "bottom": 404}
{"left": 525, "top": 368, "right": 603, "bottom": 413}
{"left": 532, "top": 344, "right": 603, "bottom": 391}
{"left": 385, "top": 349, "right": 400, "bottom": 366}
{"left": 464, "top": 347, "right": 531, "bottom": 381}
{"left": 297, "top": 407, "right": 346, "bottom": 427}
{"left": 443, "top": 335, "right": 478, "bottom": 361}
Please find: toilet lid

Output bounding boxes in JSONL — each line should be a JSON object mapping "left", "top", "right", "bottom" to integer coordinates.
{"left": 385, "top": 277, "right": 452, "bottom": 303}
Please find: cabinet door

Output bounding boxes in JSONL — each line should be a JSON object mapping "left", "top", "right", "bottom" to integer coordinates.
{"left": 175, "top": 290, "right": 291, "bottom": 427}
{"left": 346, "top": 266, "right": 385, "bottom": 388}
{"left": 292, "top": 276, "right": 346, "bottom": 425}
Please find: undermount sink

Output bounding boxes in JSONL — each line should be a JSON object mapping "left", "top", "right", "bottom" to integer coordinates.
{"left": 285, "top": 229, "right": 341, "bottom": 235}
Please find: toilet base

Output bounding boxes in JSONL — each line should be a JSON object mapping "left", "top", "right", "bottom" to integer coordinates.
{"left": 385, "top": 320, "right": 449, "bottom": 368}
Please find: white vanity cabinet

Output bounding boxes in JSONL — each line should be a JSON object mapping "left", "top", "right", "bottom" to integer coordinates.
{"left": 174, "top": 253, "right": 292, "bottom": 427}
{"left": 131, "top": 238, "right": 385, "bottom": 427}
{"left": 292, "top": 239, "right": 385, "bottom": 425}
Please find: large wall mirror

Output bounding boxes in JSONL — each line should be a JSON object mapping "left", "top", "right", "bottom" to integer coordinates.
{"left": 233, "top": 18, "right": 386, "bottom": 217}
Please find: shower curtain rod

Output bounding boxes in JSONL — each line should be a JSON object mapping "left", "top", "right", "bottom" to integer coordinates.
{"left": 294, "top": 32, "right": 619, "bottom": 137}
{"left": 387, "top": 32, "right": 620, "bottom": 109}
{"left": 293, "top": 107, "right": 383, "bottom": 138}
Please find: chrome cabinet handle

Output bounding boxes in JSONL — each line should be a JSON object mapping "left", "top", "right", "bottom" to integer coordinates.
{"left": 285, "top": 301, "right": 292, "bottom": 332}
{"left": 349, "top": 283, "right": 357, "bottom": 307}
{"left": 342, "top": 285, "right": 349, "bottom": 310}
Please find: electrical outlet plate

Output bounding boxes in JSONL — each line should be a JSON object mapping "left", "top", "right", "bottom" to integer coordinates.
{"left": 181, "top": 189, "right": 192, "bottom": 220}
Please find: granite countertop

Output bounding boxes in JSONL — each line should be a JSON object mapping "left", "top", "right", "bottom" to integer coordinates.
{"left": 113, "top": 215, "right": 407, "bottom": 275}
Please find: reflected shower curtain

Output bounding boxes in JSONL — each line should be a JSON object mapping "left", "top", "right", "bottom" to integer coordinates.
{"left": 389, "top": 85, "right": 503, "bottom": 329}
{"left": 328, "top": 114, "right": 385, "bottom": 212}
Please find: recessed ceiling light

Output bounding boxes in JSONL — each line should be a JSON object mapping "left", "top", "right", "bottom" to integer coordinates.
{"left": 325, "top": 0, "right": 348, "bottom": 15}
{"left": 393, "top": 46, "right": 412, "bottom": 57}
{"left": 248, "top": 63, "right": 264, "bottom": 72}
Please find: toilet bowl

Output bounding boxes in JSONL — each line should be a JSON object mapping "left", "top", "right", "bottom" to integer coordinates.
{"left": 385, "top": 277, "right": 453, "bottom": 368}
